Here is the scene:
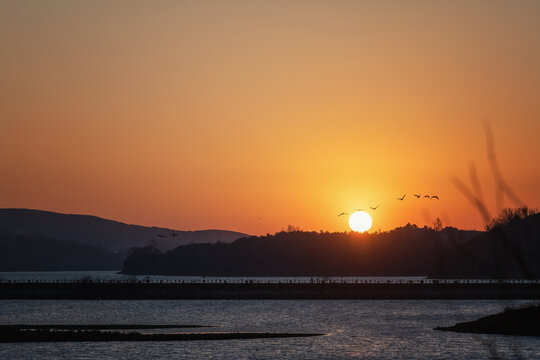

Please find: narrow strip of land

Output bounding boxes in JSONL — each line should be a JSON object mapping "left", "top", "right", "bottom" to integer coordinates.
{"left": 0, "top": 325, "right": 213, "bottom": 330}
{"left": 1, "top": 282, "right": 540, "bottom": 299}
{"left": 0, "top": 329, "right": 325, "bottom": 342}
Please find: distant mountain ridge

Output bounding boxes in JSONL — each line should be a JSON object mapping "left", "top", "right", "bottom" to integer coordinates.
{"left": 0, "top": 209, "right": 249, "bottom": 253}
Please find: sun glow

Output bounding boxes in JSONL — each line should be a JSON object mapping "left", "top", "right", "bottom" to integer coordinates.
{"left": 349, "top": 211, "right": 372, "bottom": 232}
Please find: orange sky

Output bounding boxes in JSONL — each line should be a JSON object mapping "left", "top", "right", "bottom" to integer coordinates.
{"left": 1, "top": 1, "right": 539, "bottom": 235}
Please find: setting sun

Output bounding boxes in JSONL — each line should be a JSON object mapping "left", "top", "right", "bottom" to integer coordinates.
{"left": 349, "top": 211, "right": 372, "bottom": 232}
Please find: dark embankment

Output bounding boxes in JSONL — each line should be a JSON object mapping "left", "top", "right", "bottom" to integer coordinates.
{"left": 0, "top": 329, "right": 324, "bottom": 342}
{"left": 122, "top": 225, "right": 480, "bottom": 276}
{"left": 2, "top": 282, "right": 540, "bottom": 300}
{"left": 435, "top": 304, "right": 540, "bottom": 336}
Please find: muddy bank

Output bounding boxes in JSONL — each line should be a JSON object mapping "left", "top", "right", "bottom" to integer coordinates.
{"left": 0, "top": 324, "right": 212, "bottom": 330}
{"left": 0, "top": 328, "right": 324, "bottom": 342}
{"left": 435, "top": 304, "right": 540, "bottom": 337}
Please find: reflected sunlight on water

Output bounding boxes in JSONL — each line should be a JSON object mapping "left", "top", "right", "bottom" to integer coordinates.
{"left": 0, "top": 299, "right": 539, "bottom": 359}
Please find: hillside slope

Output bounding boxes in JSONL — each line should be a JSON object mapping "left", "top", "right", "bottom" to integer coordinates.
{"left": 0, "top": 232, "right": 123, "bottom": 271}
{"left": 430, "top": 210, "right": 540, "bottom": 279}
{"left": 0, "top": 209, "right": 248, "bottom": 253}
{"left": 122, "top": 225, "right": 481, "bottom": 276}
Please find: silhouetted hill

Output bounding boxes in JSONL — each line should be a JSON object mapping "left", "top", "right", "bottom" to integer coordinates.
{"left": 123, "top": 210, "right": 540, "bottom": 277}
{"left": 0, "top": 209, "right": 249, "bottom": 253}
{"left": 122, "top": 225, "right": 481, "bottom": 276}
{"left": 430, "top": 208, "right": 540, "bottom": 279}
{"left": 0, "top": 232, "right": 123, "bottom": 271}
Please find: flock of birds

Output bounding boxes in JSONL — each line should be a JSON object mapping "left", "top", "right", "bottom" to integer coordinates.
{"left": 156, "top": 233, "right": 179, "bottom": 238}
{"left": 338, "top": 193, "right": 439, "bottom": 217}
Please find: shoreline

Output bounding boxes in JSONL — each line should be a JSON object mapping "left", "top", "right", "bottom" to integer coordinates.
{"left": 2, "top": 282, "right": 540, "bottom": 300}
{"left": 435, "top": 304, "right": 540, "bottom": 337}
{"left": 0, "top": 324, "right": 213, "bottom": 330}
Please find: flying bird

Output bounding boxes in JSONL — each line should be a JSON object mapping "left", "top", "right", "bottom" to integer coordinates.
{"left": 338, "top": 212, "right": 349, "bottom": 217}
{"left": 370, "top": 205, "right": 379, "bottom": 210}
{"left": 396, "top": 194, "right": 406, "bottom": 201}
{"left": 413, "top": 194, "right": 421, "bottom": 198}
{"left": 430, "top": 195, "right": 439, "bottom": 200}
{"left": 423, "top": 195, "right": 431, "bottom": 198}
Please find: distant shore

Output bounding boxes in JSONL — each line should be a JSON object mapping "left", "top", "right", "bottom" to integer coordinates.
{"left": 2, "top": 282, "right": 540, "bottom": 300}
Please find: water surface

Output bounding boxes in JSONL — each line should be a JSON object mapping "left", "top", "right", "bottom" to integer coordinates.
{"left": 1, "top": 299, "right": 538, "bottom": 359}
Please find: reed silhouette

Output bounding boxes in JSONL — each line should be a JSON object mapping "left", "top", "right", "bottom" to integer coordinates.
{"left": 438, "top": 123, "right": 537, "bottom": 360}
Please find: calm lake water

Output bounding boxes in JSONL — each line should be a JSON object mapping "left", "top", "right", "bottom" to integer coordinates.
{"left": 1, "top": 299, "right": 539, "bottom": 359}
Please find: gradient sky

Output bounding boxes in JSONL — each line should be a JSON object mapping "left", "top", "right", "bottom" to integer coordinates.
{"left": 1, "top": 0, "right": 539, "bottom": 235}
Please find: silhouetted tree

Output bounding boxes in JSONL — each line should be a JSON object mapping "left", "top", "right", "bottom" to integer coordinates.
{"left": 432, "top": 218, "right": 443, "bottom": 232}
{"left": 486, "top": 206, "right": 537, "bottom": 231}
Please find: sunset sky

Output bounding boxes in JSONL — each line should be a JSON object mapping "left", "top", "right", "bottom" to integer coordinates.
{"left": 1, "top": 1, "right": 539, "bottom": 235}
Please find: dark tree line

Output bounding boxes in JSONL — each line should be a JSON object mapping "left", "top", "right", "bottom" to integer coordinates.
{"left": 431, "top": 207, "right": 540, "bottom": 279}
{"left": 123, "top": 208, "right": 540, "bottom": 278}
{"left": 122, "top": 224, "right": 476, "bottom": 276}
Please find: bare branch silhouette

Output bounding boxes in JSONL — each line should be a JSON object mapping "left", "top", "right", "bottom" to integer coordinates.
{"left": 452, "top": 177, "right": 491, "bottom": 224}
{"left": 484, "top": 122, "right": 524, "bottom": 208}
{"left": 468, "top": 163, "right": 484, "bottom": 205}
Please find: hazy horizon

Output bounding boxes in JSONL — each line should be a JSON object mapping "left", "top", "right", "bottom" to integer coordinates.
{"left": 0, "top": 206, "right": 492, "bottom": 234}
